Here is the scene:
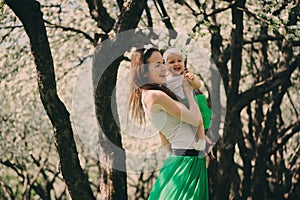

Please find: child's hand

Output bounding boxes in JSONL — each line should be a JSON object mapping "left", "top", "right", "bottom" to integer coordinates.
{"left": 184, "top": 71, "right": 196, "bottom": 86}
{"left": 184, "top": 70, "right": 201, "bottom": 89}
{"left": 184, "top": 71, "right": 195, "bottom": 82}
{"left": 206, "top": 136, "right": 216, "bottom": 160}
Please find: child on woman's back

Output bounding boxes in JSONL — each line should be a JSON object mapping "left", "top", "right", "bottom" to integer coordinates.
{"left": 163, "top": 47, "right": 213, "bottom": 151}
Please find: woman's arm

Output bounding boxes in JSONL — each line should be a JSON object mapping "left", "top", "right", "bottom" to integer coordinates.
{"left": 159, "top": 132, "right": 171, "bottom": 152}
{"left": 144, "top": 83, "right": 202, "bottom": 126}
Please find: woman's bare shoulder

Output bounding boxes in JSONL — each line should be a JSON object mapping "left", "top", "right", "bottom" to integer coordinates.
{"left": 142, "top": 90, "right": 170, "bottom": 112}
{"left": 145, "top": 90, "right": 169, "bottom": 102}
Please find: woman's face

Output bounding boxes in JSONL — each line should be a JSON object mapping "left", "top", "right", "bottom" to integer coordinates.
{"left": 146, "top": 51, "right": 167, "bottom": 85}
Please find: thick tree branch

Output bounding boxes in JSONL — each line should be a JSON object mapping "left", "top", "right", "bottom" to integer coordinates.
{"left": 116, "top": 0, "right": 124, "bottom": 11}
{"left": 292, "top": 40, "right": 300, "bottom": 47}
{"left": 209, "top": 25, "right": 230, "bottom": 93}
{"left": 272, "top": 1, "right": 289, "bottom": 16}
{"left": 227, "top": 0, "right": 245, "bottom": 103}
{"left": 85, "top": 0, "right": 115, "bottom": 33}
{"left": 243, "top": 35, "right": 283, "bottom": 45}
{"left": 207, "top": 1, "right": 235, "bottom": 17}
{"left": 29, "top": 154, "right": 46, "bottom": 186}
{"left": 287, "top": 90, "right": 299, "bottom": 117}
{"left": 175, "top": 0, "right": 198, "bottom": 16}
{"left": 218, "top": 45, "right": 231, "bottom": 92}
{"left": 262, "top": 85, "right": 289, "bottom": 148}
{"left": 235, "top": 55, "right": 299, "bottom": 112}
{"left": 206, "top": 1, "right": 230, "bottom": 93}
{"left": 153, "top": 0, "right": 177, "bottom": 38}
{"left": 0, "top": 180, "right": 14, "bottom": 200}
{"left": 270, "top": 120, "right": 300, "bottom": 155}
{"left": 21, "top": 170, "right": 29, "bottom": 199}
{"left": 237, "top": 6, "right": 261, "bottom": 22}
{"left": 143, "top": 1, "right": 160, "bottom": 40}
{"left": 145, "top": 2, "right": 153, "bottom": 28}
{"left": 287, "top": 2, "right": 299, "bottom": 26}
{"left": 115, "top": 0, "right": 147, "bottom": 33}
{"left": 0, "top": 159, "right": 24, "bottom": 178}
{"left": 44, "top": 19, "right": 93, "bottom": 43}
{"left": 193, "top": 0, "right": 201, "bottom": 8}
{"left": 192, "top": 1, "right": 235, "bottom": 30}
{"left": 1, "top": 27, "right": 18, "bottom": 43}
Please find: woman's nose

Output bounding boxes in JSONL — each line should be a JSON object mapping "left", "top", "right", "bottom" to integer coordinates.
{"left": 161, "top": 64, "right": 167, "bottom": 70}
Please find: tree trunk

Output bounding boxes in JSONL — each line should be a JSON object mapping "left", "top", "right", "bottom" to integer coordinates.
{"left": 92, "top": 1, "right": 147, "bottom": 199}
{"left": 209, "top": 16, "right": 228, "bottom": 200}
{"left": 251, "top": 24, "right": 271, "bottom": 200}
{"left": 93, "top": 47, "right": 128, "bottom": 199}
{"left": 4, "top": 0, "right": 95, "bottom": 199}
{"left": 216, "top": 0, "right": 246, "bottom": 199}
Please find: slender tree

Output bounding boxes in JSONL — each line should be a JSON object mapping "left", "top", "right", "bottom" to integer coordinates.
{"left": 4, "top": 0, "right": 95, "bottom": 199}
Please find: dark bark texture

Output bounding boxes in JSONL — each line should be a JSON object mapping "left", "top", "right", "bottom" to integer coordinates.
{"left": 92, "top": 0, "right": 147, "bottom": 199}
{"left": 4, "top": 0, "right": 95, "bottom": 199}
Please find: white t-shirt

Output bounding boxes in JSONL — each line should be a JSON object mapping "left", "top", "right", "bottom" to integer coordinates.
{"left": 141, "top": 91, "right": 197, "bottom": 149}
{"left": 166, "top": 74, "right": 185, "bottom": 99}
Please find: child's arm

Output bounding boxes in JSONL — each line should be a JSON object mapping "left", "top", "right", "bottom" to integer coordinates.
{"left": 184, "top": 71, "right": 201, "bottom": 89}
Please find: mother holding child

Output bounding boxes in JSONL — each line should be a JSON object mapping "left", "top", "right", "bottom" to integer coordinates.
{"left": 128, "top": 46, "right": 212, "bottom": 200}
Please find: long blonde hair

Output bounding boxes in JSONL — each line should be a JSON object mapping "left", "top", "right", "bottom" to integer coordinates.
{"left": 128, "top": 48, "right": 178, "bottom": 125}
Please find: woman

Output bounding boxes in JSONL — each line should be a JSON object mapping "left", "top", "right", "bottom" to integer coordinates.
{"left": 128, "top": 47, "right": 209, "bottom": 199}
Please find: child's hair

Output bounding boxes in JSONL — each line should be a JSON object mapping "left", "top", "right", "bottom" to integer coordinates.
{"left": 128, "top": 47, "right": 179, "bottom": 125}
{"left": 162, "top": 47, "right": 183, "bottom": 63}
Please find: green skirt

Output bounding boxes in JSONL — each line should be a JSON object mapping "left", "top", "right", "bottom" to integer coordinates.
{"left": 148, "top": 154, "right": 209, "bottom": 200}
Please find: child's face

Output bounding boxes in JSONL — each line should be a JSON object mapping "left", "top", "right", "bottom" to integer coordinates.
{"left": 166, "top": 53, "right": 185, "bottom": 76}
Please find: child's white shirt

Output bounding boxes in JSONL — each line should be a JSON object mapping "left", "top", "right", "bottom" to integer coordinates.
{"left": 166, "top": 74, "right": 186, "bottom": 99}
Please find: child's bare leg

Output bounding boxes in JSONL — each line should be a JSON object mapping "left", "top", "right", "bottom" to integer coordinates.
{"left": 193, "top": 122, "right": 206, "bottom": 151}
{"left": 196, "top": 121, "right": 205, "bottom": 139}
